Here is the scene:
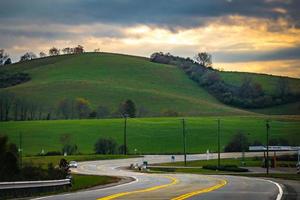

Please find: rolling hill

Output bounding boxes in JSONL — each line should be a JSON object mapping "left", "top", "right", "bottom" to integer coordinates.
{"left": 0, "top": 52, "right": 251, "bottom": 116}
{"left": 1, "top": 52, "right": 300, "bottom": 116}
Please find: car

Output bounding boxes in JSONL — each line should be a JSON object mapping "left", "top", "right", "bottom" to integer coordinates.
{"left": 69, "top": 161, "right": 78, "bottom": 168}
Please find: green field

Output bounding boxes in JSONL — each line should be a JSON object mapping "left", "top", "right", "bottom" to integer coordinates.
{"left": 1, "top": 116, "right": 299, "bottom": 155}
{"left": 2, "top": 52, "right": 300, "bottom": 116}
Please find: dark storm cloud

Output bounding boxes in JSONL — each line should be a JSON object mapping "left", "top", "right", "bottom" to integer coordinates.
{"left": 0, "top": 0, "right": 299, "bottom": 28}
{"left": 213, "top": 46, "right": 300, "bottom": 62}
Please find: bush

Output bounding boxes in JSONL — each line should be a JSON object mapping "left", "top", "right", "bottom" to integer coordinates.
{"left": 203, "top": 165, "right": 249, "bottom": 172}
{"left": 44, "top": 151, "right": 62, "bottom": 156}
{"left": 224, "top": 132, "right": 250, "bottom": 152}
{"left": 94, "top": 138, "right": 118, "bottom": 154}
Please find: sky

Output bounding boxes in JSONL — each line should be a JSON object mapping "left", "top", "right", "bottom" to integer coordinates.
{"left": 1, "top": 0, "right": 300, "bottom": 78}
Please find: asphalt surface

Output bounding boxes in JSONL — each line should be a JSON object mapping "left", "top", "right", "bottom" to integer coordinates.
{"left": 33, "top": 152, "right": 286, "bottom": 200}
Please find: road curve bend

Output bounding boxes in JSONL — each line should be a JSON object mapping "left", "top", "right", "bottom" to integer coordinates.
{"left": 33, "top": 153, "right": 283, "bottom": 200}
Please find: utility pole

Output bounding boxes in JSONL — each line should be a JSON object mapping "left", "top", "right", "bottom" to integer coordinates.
{"left": 19, "top": 132, "right": 22, "bottom": 168}
{"left": 217, "top": 119, "right": 220, "bottom": 169}
{"left": 123, "top": 114, "right": 128, "bottom": 155}
{"left": 182, "top": 118, "right": 187, "bottom": 166}
{"left": 266, "top": 120, "right": 270, "bottom": 175}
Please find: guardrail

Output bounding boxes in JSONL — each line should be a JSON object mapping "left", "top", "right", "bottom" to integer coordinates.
{"left": 0, "top": 179, "right": 71, "bottom": 189}
{"left": 0, "top": 179, "right": 71, "bottom": 199}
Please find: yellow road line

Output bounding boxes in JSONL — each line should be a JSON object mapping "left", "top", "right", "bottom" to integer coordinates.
{"left": 171, "top": 177, "right": 227, "bottom": 200}
{"left": 97, "top": 175, "right": 179, "bottom": 200}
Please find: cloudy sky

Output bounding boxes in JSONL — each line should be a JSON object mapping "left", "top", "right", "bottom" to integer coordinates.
{"left": 1, "top": 0, "right": 300, "bottom": 77}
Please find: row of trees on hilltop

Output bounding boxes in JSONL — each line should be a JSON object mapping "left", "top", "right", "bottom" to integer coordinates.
{"left": 20, "top": 45, "right": 85, "bottom": 62}
{"left": 150, "top": 52, "right": 300, "bottom": 109}
{"left": 0, "top": 45, "right": 102, "bottom": 65}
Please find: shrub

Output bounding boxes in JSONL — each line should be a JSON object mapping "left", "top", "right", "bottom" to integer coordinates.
{"left": 203, "top": 165, "right": 249, "bottom": 172}
{"left": 94, "top": 138, "right": 118, "bottom": 154}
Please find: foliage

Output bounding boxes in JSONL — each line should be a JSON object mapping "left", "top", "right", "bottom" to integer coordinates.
{"left": 0, "top": 71, "right": 30, "bottom": 88}
{"left": 0, "top": 135, "right": 19, "bottom": 181}
{"left": 20, "top": 52, "right": 37, "bottom": 62}
{"left": 94, "top": 137, "right": 118, "bottom": 154}
{"left": 119, "top": 99, "right": 136, "bottom": 118}
{"left": 195, "top": 52, "right": 212, "bottom": 68}
{"left": 203, "top": 164, "right": 249, "bottom": 172}
{"left": 150, "top": 52, "right": 300, "bottom": 109}
{"left": 224, "top": 132, "right": 250, "bottom": 152}
{"left": 0, "top": 49, "right": 11, "bottom": 66}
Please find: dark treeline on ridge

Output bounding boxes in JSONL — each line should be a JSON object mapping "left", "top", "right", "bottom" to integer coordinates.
{"left": 150, "top": 52, "right": 300, "bottom": 109}
{"left": 0, "top": 91, "right": 140, "bottom": 121}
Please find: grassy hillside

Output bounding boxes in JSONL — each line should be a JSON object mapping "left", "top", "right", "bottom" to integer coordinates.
{"left": 1, "top": 116, "right": 299, "bottom": 155}
{"left": 0, "top": 53, "right": 250, "bottom": 116}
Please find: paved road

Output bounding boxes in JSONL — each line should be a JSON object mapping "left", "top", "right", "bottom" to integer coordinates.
{"left": 33, "top": 152, "right": 285, "bottom": 200}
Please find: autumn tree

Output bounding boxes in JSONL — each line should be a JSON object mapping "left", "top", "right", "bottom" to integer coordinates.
{"left": 75, "top": 97, "right": 91, "bottom": 119}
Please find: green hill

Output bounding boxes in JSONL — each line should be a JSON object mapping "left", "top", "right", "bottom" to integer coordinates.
{"left": 1, "top": 52, "right": 300, "bottom": 116}
{"left": 0, "top": 53, "right": 251, "bottom": 116}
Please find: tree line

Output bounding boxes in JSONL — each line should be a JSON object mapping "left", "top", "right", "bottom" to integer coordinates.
{"left": 150, "top": 52, "right": 300, "bottom": 109}
{"left": 0, "top": 92, "right": 140, "bottom": 121}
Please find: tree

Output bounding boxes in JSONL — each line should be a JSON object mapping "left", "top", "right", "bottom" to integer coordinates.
{"left": 0, "top": 92, "right": 15, "bottom": 121}
{"left": 96, "top": 105, "right": 110, "bottom": 118}
{"left": 62, "top": 47, "right": 72, "bottom": 54}
{"left": 0, "top": 49, "right": 10, "bottom": 66}
{"left": 277, "top": 77, "right": 290, "bottom": 97}
{"left": 195, "top": 52, "right": 212, "bottom": 68}
{"left": 49, "top": 47, "right": 60, "bottom": 56}
{"left": 73, "top": 45, "right": 84, "bottom": 54}
{"left": 57, "top": 98, "right": 74, "bottom": 119}
{"left": 119, "top": 99, "right": 136, "bottom": 118}
{"left": 94, "top": 138, "right": 117, "bottom": 154}
{"left": 224, "top": 132, "right": 250, "bottom": 152}
{"left": 75, "top": 97, "right": 91, "bottom": 119}
{"left": 60, "top": 133, "right": 78, "bottom": 155}
{"left": 39, "top": 52, "right": 47, "bottom": 58}
{"left": 0, "top": 135, "right": 19, "bottom": 181}
{"left": 4, "top": 58, "right": 12, "bottom": 65}
{"left": 20, "top": 52, "right": 36, "bottom": 62}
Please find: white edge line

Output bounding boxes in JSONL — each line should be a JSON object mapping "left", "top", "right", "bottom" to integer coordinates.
{"left": 31, "top": 176, "right": 139, "bottom": 200}
{"left": 264, "top": 179, "right": 283, "bottom": 200}
{"left": 231, "top": 176, "right": 283, "bottom": 200}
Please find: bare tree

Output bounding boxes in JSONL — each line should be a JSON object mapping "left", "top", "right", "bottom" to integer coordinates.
{"left": 0, "top": 49, "right": 10, "bottom": 66}
{"left": 62, "top": 47, "right": 72, "bottom": 54}
{"left": 39, "top": 52, "right": 47, "bottom": 58}
{"left": 73, "top": 45, "right": 84, "bottom": 54}
{"left": 49, "top": 47, "right": 60, "bottom": 56}
{"left": 195, "top": 52, "right": 212, "bottom": 68}
{"left": 20, "top": 52, "right": 37, "bottom": 62}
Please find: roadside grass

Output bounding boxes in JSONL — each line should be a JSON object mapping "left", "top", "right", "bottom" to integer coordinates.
{"left": 23, "top": 154, "right": 140, "bottom": 168}
{"left": 70, "top": 174, "right": 120, "bottom": 191}
{"left": 155, "top": 157, "right": 297, "bottom": 168}
{"left": 231, "top": 173, "right": 300, "bottom": 181}
{"left": 2, "top": 116, "right": 300, "bottom": 155}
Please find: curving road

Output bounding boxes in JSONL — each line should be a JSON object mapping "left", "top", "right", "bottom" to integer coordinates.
{"left": 33, "top": 153, "right": 284, "bottom": 200}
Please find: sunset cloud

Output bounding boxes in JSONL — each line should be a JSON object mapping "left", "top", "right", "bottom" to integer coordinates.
{"left": 0, "top": 0, "right": 299, "bottom": 78}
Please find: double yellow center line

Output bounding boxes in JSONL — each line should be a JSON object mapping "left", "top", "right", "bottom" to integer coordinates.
{"left": 97, "top": 175, "right": 227, "bottom": 200}
{"left": 97, "top": 175, "right": 178, "bottom": 200}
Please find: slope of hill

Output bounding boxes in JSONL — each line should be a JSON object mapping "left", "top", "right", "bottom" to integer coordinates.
{"left": 1, "top": 52, "right": 300, "bottom": 116}
{"left": 0, "top": 53, "right": 250, "bottom": 116}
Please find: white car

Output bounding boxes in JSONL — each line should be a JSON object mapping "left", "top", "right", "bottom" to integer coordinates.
{"left": 69, "top": 161, "right": 78, "bottom": 168}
